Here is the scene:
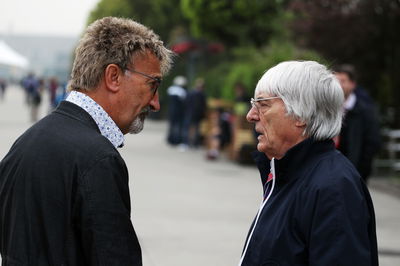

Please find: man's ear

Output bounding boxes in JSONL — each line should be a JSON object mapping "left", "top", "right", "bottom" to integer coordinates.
{"left": 104, "top": 64, "right": 122, "bottom": 92}
{"left": 295, "top": 120, "right": 306, "bottom": 128}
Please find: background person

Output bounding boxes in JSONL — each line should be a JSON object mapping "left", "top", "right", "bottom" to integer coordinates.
{"left": 48, "top": 77, "right": 59, "bottom": 111}
{"left": 239, "top": 61, "right": 378, "bottom": 265}
{"left": 333, "top": 64, "right": 381, "bottom": 183}
{"left": 182, "top": 77, "right": 207, "bottom": 149}
{"left": 166, "top": 75, "right": 187, "bottom": 146}
{"left": 0, "top": 17, "right": 173, "bottom": 266}
{"left": 0, "top": 78, "right": 6, "bottom": 100}
{"left": 22, "top": 73, "right": 42, "bottom": 122}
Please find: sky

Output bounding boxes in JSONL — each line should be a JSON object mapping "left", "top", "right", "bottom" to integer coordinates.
{"left": 0, "top": 0, "right": 100, "bottom": 37}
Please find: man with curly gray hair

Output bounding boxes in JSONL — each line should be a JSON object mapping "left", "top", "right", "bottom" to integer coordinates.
{"left": 239, "top": 61, "right": 378, "bottom": 265}
{"left": 0, "top": 17, "right": 173, "bottom": 265}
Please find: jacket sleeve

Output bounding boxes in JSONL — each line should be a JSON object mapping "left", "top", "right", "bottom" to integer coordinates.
{"left": 75, "top": 154, "right": 142, "bottom": 266}
{"left": 307, "top": 174, "right": 378, "bottom": 266}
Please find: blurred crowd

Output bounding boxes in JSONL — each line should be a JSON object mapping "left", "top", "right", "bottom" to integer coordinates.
{"left": 19, "top": 73, "right": 68, "bottom": 122}
{"left": 0, "top": 74, "right": 69, "bottom": 122}
{"left": 165, "top": 75, "right": 256, "bottom": 162}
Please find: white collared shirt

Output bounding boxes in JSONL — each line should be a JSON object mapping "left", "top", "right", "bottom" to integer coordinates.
{"left": 344, "top": 92, "right": 357, "bottom": 111}
{"left": 66, "top": 91, "right": 124, "bottom": 148}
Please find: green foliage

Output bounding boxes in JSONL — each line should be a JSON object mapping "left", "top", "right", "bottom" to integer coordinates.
{"left": 182, "top": 5, "right": 324, "bottom": 101}
{"left": 289, "top": 0, "right": 400, "bottom": 127}
{"left": 87, "top": 0, "right": 133, "bottom": 25}
{"left": 87, "top": 0, "right": 188, "bottom": 42}
{"left": 181, "top": 0, "right": 285, "bottom": 47}
{"left": 81, "top": 0, "right": 399, "bottom": 127}
{"left": 85, "top": 0, "right": 327, "bottom": 110}
{"left": 201, "top": 41, "right": 323, "bottom": 101}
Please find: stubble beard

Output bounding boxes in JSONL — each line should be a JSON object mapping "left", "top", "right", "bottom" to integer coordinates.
{"left": 129, "top": 106, "right": 151, "bottom": 134}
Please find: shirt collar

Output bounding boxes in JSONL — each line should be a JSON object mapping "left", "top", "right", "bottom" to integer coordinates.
{"left": 66, "top": 91, "right": 124, "bottom": 148}
{"left": 344, "top": 92, "right": 357, "bottom": 111}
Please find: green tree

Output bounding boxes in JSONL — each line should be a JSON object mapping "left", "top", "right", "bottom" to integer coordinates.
{"left": 87, "top": 0, "right": 133, "bottom": 25}
{"left": 181, "top": 0, "right": 287, "bottom": 47}
{"left": 200, "top": 41, "right": 323, "bottom": 100}
{"left": 87, "top": 0, "right": 189, "bottom": 43}
{"left": 290, "top": 0, "right": 400, "bottom": 127}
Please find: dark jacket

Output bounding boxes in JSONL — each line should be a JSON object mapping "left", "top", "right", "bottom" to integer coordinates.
{"left": 0, "top": 101, "right": 142, "bottom": 266}
{"left": 241, "top": 139, "right": 378, "bottom": 266}
{"left": 185, "top": 89, "right": 207, "bottom": 123}
{"left": 338, "top": 95, "right": 381, "bottom": 181}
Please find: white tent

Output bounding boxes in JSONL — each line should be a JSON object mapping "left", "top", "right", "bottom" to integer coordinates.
{"left": 0, "top": 40, "right": 29, "bottom": 69}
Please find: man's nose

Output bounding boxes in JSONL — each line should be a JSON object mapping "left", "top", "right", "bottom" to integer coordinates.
{"left": 246, "top": 106, "right": 259, "bottom": 123}
{"left": 149, "top": 92, "right": 160, "bottom": 112}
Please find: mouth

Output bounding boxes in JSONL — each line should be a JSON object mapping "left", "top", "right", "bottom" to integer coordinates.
{"left": 255, "top": 126, "right": 265, "bottom": 142}
{"left": 138, "top": 107, "right": 151, "bottom": 120}
{"left": 255, "top": 127, "right": 264, "bottom": 136}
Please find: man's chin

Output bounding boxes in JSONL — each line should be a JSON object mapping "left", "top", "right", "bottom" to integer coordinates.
{"left": 129, "top": 107, "right": 150, "bottom": 134}
{"left": 257, "top": 143, "right": 268, "bottom": 155}
{"left": 128, "top": 116, "right": 146, "bottom": 134}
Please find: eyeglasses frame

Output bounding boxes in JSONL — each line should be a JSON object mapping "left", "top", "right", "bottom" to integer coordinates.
{"left": 124, "top": 67, "right": 162, "bottom": 96}
{"left": 250, "top": 96, "right": 281, "bottom": 110}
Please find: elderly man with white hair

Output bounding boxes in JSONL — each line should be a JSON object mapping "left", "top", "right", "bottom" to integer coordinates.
{"left": 239, "top": 61, "right": 378, "bottom": 266}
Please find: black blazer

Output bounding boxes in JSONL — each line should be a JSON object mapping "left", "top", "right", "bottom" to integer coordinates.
{"left": 0, "top": 101, "right": 142, "bottom": 266}
{"left": 338, "top": 96, "right": 381, "bottom": 181}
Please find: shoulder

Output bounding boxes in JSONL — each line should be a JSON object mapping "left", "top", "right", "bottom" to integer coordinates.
{"left": 301, "top": 151, "right": 366, "bottom": 203}
{"left": 354, "top": 95, "right": 377, "bottom": 115}
{"left": 291, "top": 151, "right": 372, "bottom": 231}
{"left": 13, "top": 109, "right": 120, "bottom": 165}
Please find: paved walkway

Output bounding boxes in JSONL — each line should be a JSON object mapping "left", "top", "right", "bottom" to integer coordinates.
{"left": 1, "top": 86, "right": 399, "bottom": 265}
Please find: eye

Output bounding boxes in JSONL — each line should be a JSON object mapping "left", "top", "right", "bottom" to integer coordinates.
{"left": 258, "top": 101, "right": 271, "bottom": 107}
{"left": 150, "top": 81, "right": 159, "bottom": 90}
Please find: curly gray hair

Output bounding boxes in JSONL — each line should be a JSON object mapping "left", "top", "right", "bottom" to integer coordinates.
{"left": 68, "top": 17, "right": 174, "bottom": 91}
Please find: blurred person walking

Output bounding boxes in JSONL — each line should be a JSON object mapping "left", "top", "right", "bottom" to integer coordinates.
{"left": 48, "top": 77, "right": 59, "bottom": 111}
{"left": 54, "top": 82, "right": 69, "bottom": 107}
{"left": 240, "top": 61, "right": 378, "bottom": 265}
{"left": 333, "top": 64, "right": 381, "bottom": 183}
{"left": 22, "top": 73, "right": 42, "bottom": 122}
{"left": 166, "top": 75, "right": 187, "bottom": 146}
{"left": 0, "top": 78, "right": 6, "bottom": 100}
{"left": 0, "top": 17, "right": 173, "bottom": 266}
{"left": 182, "top": 77, "right": 207, "bottom": 149}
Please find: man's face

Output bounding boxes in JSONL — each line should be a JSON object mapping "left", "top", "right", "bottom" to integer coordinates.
{"left": 118, "top": 50, "right": 161, "bottom": 134}
{"left": 335, "top": 72, "right": 356, "bottom": 99}
{"left": 246, "top": 92, "right": 304, "bottom": 159}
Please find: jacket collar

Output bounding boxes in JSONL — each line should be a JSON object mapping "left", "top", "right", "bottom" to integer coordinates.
{"left": 66, "top": 91, "right": 124, "bottom": 148}
{"left": 54, "top": 101, "right": 101, "bottom": 133}
{"left": 252, "top": 138, "right": 335, "bottom": 187}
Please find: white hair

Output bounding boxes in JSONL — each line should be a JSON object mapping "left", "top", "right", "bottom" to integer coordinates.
{"left": 255, "top": 60, "right": 344, "bottom": 140}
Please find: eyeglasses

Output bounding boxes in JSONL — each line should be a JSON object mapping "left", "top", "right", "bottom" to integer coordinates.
{"left": 125, "top": 68, "right": 162, "bottom": 96}
{"left": 250, "top": 96, "right": 280, "bottom": 110}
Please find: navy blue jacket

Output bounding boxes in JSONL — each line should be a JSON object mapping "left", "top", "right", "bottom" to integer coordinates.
{"left": 241, "top": 139, "right": 378, "bottom": 266}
